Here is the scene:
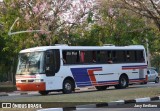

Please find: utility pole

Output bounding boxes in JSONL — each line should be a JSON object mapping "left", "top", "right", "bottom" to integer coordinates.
{"left": 144, "top": 17, "right": 151, "bottom": 67}
{"left": 146, "top": 39, "right": 151, "bottom": 67}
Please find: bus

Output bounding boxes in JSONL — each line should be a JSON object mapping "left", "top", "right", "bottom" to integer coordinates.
{"left": 16, "top": 45, "right": 148, "bottom": 95}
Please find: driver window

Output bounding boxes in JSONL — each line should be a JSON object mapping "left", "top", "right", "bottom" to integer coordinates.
{"left": 45, "top": 50, "right": 54, "bottom": 76}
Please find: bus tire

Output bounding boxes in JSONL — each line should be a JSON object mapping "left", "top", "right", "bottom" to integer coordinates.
{"left": 62, "top": 79, "right": 74, "bottom": 94}
{"left": 95, "top": 86, "right": 107, "bottom": 91}
{"left": 155, "top": 77, "right": 159, "bottom": 83}
{"left": 115, "top": 75, "right": 128, "bottom": 89}
{"left": 39, "top": 91, "right": 49, "bottom": 95}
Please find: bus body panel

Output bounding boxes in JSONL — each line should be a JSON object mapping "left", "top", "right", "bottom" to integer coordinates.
{"left": 16, "top": 45, "right": 148, "bottom": 92}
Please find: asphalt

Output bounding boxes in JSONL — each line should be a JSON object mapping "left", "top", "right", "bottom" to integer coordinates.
{"left": 1, "top": 90, "right": 160, "bottom": 110}
{"left": 36, "top": 96, "right": 160, "bottom": 111}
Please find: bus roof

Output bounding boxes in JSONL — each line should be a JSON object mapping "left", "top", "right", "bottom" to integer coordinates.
{"left": 20, "top": 45, "right": 145, "bottom": 53}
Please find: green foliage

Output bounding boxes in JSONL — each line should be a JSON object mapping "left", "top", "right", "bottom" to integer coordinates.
{"left": 87, "top": 11, "right": 94, "bottom": 23}
{"left": 0, "top": 0, "right": 160, "bottom": 82}
{"left": 151, "top": 54, "right": 160, "bottom": 72}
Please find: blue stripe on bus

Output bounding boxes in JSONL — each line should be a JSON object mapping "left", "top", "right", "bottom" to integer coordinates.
{"left": 71, "top": 67, "right": 146, "bottom": 87}
{"left": 70, "top": 67, "right": 101, "bottom": 87}
{"left": 74, "top": 78, "right": 145, "bottom": 87}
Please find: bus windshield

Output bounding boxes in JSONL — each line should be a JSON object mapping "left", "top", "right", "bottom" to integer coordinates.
{"left": 16, "top": 51, "right": 45, "bottom": 75}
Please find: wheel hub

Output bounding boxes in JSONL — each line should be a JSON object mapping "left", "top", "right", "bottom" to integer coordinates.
{"left": 65, "top": 83, "right": 71, "bottom": 90}
{"left": 121, "top": 78, "right": 126, "bottom": 86}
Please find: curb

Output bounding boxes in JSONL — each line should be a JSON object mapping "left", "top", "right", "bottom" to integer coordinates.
{"left": 0, "top": 92, "right": 8, "bottom": 96}
{"left": 0, "top": 92, "right": 29, "bottom": 97}
{"left": 37, "top": 96, "right": 160, "bottom": 111}
{"left": 1, "top": 91, "right": 160, "bottom": 110}
{"left": 0, "top": 87, "right": 95, "bottom": 97}
{"left": 76, "top": 96, "right": 160, "bottom": 107}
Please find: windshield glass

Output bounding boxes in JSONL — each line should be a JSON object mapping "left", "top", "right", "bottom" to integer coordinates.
{"left": 16, "top": 51, "right": 45, "bottom": 75}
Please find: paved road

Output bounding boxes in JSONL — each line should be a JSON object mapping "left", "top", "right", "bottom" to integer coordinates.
{"left": 73, "top": 108, "right": 160, "bottom": 111}
{"left": 0, "top": 82, "right": 160, "bottom": 101}
{"left": 73, "top": 100, "right": 160, "bottom": 111}
{"left": 70, "top": 99, "right": 160, "bottom": 111}
{"left": 0, "top": 82, "right": 160, "bottom": 111}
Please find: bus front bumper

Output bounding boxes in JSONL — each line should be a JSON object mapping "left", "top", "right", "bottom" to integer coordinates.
{"left": 16, "top": 82, "right": 46, "bottom": 91}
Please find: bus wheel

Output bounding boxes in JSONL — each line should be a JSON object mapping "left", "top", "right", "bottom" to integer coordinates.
{"left": 39, "top": 91, "right": 49, "bottom": 95}
{"left": 155, "top": 77, "right": 159, "bottom": 83}
{"left": 62, "top": 79, "right": 74, "bottom": 94}
{"left": 115, "top": 75, "right": 128, "bottom": 89}
{"left": 95, "top": 86, "right": 107, "bottom": 91}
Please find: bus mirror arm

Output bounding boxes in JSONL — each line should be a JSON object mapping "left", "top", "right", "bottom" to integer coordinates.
{"left": 46, "top": 66, "right": 50, "bottom": 71}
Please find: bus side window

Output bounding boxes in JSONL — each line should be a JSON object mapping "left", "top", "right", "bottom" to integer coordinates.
{"left": 107, "top": 58, "right": 113, "bottom": 64}
{"left": 80, "top": 51, "right": 85, "bottom": 63}
{"left": 92, "top": 51, "right": 96, "bottom": 63}
{"left": 126, "top": 51, "right": 130, "bottom": 62}
{"left": 62, "top": 51, "right": 67, "bottom": 64}
{"left": 136, "top": 50, "right": 144, "bottom": 63}
{"left": 45, "top": 50, "right": 55, "bottom": 76}
{"left": 111, "top": 51, "right": 117, "bottom": 63}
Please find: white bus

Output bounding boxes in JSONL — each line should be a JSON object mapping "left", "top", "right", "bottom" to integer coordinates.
{"left": 16, "top": 45, "right": 148, "bottom": 95}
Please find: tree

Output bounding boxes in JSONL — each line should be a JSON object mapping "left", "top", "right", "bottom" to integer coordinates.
{"left": 91, "top": 0, "right": 152, "bottom": 45}
{"left": 119, "top": 0, "right": 160, "bottom": 31}
{"left": 0, "top": 0, "right": 97, "bottom": 82}
{"left": 96, "top": 0, "right": 160, "bottom": 69}
{"left": 4, "top": 0, "right": 96, "bottom": 46}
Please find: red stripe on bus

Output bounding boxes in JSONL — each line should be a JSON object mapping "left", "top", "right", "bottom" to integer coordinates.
{"left": 122, "top": 67, "right": 147, "bottom": 70}
{"left": 129, "top": 80, "right": 145, "bottom": 83}
{"left": 94, "top": 82, "right": 118, "bottom": 86}
{"left": 88, "top": 68, "right": 102, "bottom": 85}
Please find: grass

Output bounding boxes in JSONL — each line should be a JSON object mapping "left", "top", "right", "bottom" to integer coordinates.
{"left": 1, "top": 86, "right": 160, "bottom": 103}
{"left": 0, "top": 82, "right": 16, "bottom": 92}
{"left": 0, "top": 85, "right": 16, "bottom": 92}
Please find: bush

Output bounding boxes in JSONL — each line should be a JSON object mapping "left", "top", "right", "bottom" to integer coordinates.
{"left": 0, "top": 74, "right": 8, "bottom": 82}
{"left": 151, "top": 54, "right": 160, "bottom": 73}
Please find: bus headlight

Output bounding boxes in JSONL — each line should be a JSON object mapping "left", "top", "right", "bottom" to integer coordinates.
{"left": 35, "top": 79, "right": 44, "bottom": 82}
{"left": 16, "top": 80, "right": 21, "bottom": 83}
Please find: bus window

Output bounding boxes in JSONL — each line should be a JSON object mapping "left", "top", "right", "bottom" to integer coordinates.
{"left": 45, "top": 50, "right": 55, "bottom": 76}
{"left": 116, "top": 50, "right": 125, "bottom": 63}
{"left": 45, "top": 49, "right": 60, "bottom": 76}
{"left": 92, "top": 51, "right": 96, "bottom": 63}
{"left": 111, "top": 51, "right": 117, "bottom": 63}
{"left": 62, "top": 51, "right": 67, "bottom": 64}
{"left": 136, "top": 50, "right": 144, "bottom": 63}
{"left": 63, "top": 50, "right": 80, "bottom": 64}
{"left": 54, "top": 49, "right": 60, "bottom": 73}
{"left": 107, "top": 58, "right": 113, "bottom": 64}
{"left": 80, "top": 51, "right": 85, "bottom": 63}
{"left": 125, "top": 51, "right": 131, "bottom": 62}
{"left": 98, "top": 51, "right": 107, "bottom": 63}
{"left": 129, "top": 51, "right": 136, "bottom": 62}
